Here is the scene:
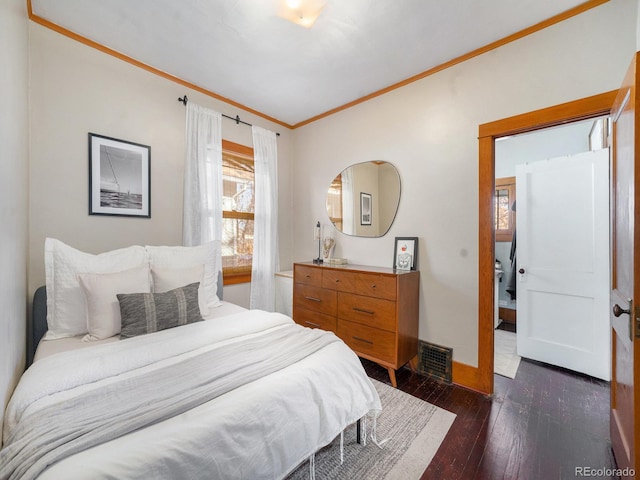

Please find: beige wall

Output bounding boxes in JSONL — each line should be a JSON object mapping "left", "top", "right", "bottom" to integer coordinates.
{"left": 292, "top": 0, "right": 637, "bottom": 366}
{"left": 378, "top": 163, "right": 400, "bottom": 236}
{"left": 0, "top": 0, "right": 29, "bottom": 442}
{"left": 28, "top": 24, "right": 294, "bottom": 308}
{"left": 637, "top": 0, "right": 640, "bottom": 51}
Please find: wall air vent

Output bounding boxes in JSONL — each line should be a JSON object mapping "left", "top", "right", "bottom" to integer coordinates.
{"left": 418, "top": 340, "right": 453, "bottom": 384}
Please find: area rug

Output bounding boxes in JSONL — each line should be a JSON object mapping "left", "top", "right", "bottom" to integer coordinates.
{"left": 286, "top": 378, "right": 456, "bottom": 480}
{"left": 494, "top": 329, "right": 521, "bottom": 379}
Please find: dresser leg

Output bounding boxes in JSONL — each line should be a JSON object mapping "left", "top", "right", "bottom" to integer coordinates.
{"left": 387, "top": 368, "right": 397, "bottom": 388}
{"left": 408, "top": 355, "right": 418, "bottom": 372}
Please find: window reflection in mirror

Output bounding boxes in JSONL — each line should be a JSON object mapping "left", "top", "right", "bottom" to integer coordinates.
{"left": 326, "top": 161, "right": 400, "bottom": 237}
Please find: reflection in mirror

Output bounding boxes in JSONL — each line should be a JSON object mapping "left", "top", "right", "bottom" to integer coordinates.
{"left": 495, "top": 176, "right": 515, "bottom": 242}
{"left": 326, "top": 161, "right": 401, "bottom": 237}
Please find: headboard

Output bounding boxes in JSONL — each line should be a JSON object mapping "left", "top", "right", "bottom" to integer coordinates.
{"left": 27, "top": 271, "right": 224, "bottom": 367}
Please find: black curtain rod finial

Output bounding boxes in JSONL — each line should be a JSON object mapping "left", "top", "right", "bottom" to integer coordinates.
{"left": 178, "top": 95, "right": 188, "bottom": 105}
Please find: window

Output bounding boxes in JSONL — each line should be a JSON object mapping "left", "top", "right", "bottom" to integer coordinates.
{"left": 222, "top": 140, "right": 254, "bottom": 284}
{"left": 495, "top": 176, "right": 516, "bottom": 242}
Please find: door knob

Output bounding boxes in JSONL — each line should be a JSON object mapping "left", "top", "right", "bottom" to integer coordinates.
{"left": 518, "top": 268, "right": 525, "bottom": 274}
{"left": 613, "top": 304, "right": 631, "bottom": 317}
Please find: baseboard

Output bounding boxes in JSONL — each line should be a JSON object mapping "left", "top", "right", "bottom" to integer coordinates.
{"left": 452, "top": 361, "right": 491, "bottom": 395}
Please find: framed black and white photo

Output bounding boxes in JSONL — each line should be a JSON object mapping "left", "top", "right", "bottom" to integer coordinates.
{"left": 89, "top": 133, "right": 151, "bottom": 218}
{"left": 360, "top": 192, "right": 372, "bottom": 225}
{"left": 393, "top": 237, "right": 418, "bottom": 271}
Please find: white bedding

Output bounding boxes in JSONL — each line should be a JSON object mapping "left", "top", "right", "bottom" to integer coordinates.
{"left": 33, "top": 301, "right": 248, "bottom": 362}
{"left": 2, "top": 309, "right": 381, "bottom": 480}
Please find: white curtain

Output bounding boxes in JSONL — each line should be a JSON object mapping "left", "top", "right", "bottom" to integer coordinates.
{"left": 183, "top": 103, "right": 223, "bottom": 274}
{"left": 341, "top": 169, "right": 355, "bottom": 235}
{"left": 250, "top": 126, "right": 279, "bottom": 311}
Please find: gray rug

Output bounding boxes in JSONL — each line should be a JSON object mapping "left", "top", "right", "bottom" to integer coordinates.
{"left": 286, "top": 378, "right": 456, "bottom": 480}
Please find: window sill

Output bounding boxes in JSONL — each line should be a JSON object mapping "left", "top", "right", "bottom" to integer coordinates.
{"left": 223, "top": 270, "right": 252, "bottom": 285}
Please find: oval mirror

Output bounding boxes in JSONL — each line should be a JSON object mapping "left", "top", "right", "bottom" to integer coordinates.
{"left": 326, "top": 161, "right": 401, "bottom": 237}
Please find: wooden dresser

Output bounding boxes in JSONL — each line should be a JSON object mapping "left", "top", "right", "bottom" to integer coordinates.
{"left": 293, "top": 262, "right": 420, "bottom": 387}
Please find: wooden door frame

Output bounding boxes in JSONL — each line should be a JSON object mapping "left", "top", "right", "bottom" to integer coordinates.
{"left": 473, "top": 90, "right": 617, "bottom": 395}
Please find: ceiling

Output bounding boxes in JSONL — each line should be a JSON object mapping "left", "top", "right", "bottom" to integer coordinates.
{"left": 30, "top": 0, "right": 594, "bottom": 128}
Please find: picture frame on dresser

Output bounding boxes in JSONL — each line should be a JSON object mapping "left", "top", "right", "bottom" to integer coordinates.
{"left": 89, "top": 133, "right": 151, "bottom": 218}
{"left": 393, "top": 237, "right": 418, "bottom": 271}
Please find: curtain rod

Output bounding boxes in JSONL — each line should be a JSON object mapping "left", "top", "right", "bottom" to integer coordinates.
{"left": 177, "top": 95, "right": 280, "bottom": 136}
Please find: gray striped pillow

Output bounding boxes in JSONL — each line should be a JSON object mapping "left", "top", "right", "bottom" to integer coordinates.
{"left": 117, "top": 282, "right": 202, "bottom": 339}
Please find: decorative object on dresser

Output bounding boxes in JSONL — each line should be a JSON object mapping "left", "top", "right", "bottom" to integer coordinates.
{"left": 293, "top": 262, "right": 420, "bottom": 387}
{"left": 313, "top": 220, "right": 323, "bottom": 264}
{"left": 322, "top": 234, "right": 335, "bottom": 263}
{"left": 393, "top": 237, "right": 418, "bottom": 271}
{"left": 326, "top": 257, "right": 348, "bottom": 265}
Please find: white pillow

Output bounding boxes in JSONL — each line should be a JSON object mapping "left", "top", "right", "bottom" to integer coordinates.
{"left": 44, "top": 238, "right": 149, "bottom": 339}
{"left": 151, "top": 265, "right": 204, "bottom": 292}
{"left": 78, "top": 264, "right": 152, "bottom": 341}
{"left": 151, "top": 264, "right": 208, "bottom": 316}
{"left": 146, "top": 242, "right": 221, "bottom": 318}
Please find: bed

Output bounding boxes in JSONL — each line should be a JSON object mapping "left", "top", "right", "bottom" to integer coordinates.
{"left": 0, "top": 239, "right": 381, "bottom": 480}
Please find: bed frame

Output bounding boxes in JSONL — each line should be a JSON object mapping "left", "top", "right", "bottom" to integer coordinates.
{"left": 27, "top": 272, "right": 224, "bottom": 367}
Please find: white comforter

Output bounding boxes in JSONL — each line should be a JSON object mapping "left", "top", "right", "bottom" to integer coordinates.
{"left": 2, "top": 310, "right": 381, "bottom": 480}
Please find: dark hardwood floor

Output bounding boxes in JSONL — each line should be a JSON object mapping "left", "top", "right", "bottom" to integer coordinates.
{"left": 496, "top": 320, "right": 516, "bottom": 333}
{"left": 362, "top": 351, "right": 616, "bottom": 479}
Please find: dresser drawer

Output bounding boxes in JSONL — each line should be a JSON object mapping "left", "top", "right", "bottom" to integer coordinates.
{"left": 338, "top": 292, "right": 396, "bottom": 332}
{"left": 354, "top": 274, "right": 397, "bottom": 301}
{"left": 294, "top": 307, "right": 337, "bottom": 332}
{"left": 337, "top": 320, "right": 395, "bottom": 364}
{"left": 294, "top": 264, "right": 323, "bottom": 287}
{"left": 323, "top": 269, "right": 397, "bottom": 301}
{"left": 322, "top": 270, "right": 357, "bottom": 293}
{"left": 293, "top": 284, "right": 337, "bottom": 315}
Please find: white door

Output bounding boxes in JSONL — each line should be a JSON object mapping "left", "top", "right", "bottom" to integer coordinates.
{"left": 515, "top": 149, "right": 610, "bottom": 380}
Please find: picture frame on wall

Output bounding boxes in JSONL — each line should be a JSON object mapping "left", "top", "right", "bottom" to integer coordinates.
{"left": 89, "top": 133, "right": 151, "bottom": 218}
{"left": 360, "top": 192, "right": 372, "bottom": 225}
{"left": 393, "top": 237, "right": 418, "bottom": 271}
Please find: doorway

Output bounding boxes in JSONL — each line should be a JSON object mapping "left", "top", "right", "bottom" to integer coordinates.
{"left": 493, "top": 121, "right": 610, "bottom": 380}
{"left": 474, "top": 91, "right": 617, "bottom": 395}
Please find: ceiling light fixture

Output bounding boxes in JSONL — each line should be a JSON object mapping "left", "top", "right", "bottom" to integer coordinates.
{"left": 278, "top": 0, "right": 327, "bottom": 29}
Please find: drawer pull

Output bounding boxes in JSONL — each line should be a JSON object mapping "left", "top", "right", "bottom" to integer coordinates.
{"left": 305, "top": 274, "right": 311, "bottom": 278}
{"left": 304, "top": 296, "right": 322, "bottom": 302}
{"left": 352, "top": 336, "right": 373, "bottom": 345}
{"left": 305, "top": 321, "right": 321, "bottom": 328}
{"left": 334, "top": 279, "right": 341, "bottom": 283}
{"left": 371, "top": 284, "right": 376, "bottom": 288}
{"left": 353, "top": 307, "right": 375, "bottom": 315}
